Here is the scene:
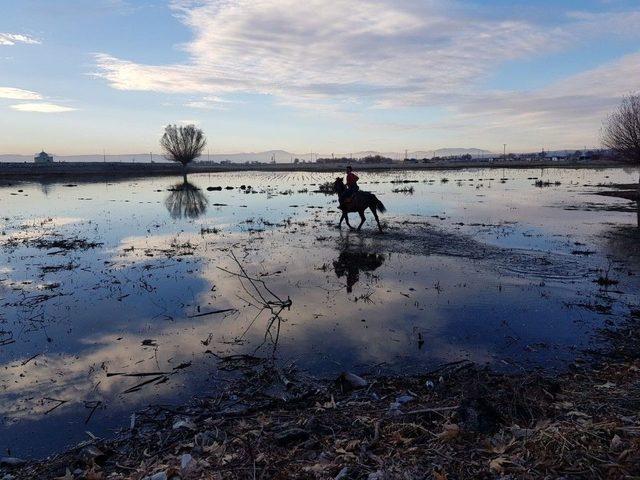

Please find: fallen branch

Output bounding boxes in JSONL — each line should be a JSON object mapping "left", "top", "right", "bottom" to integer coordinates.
{"left": 188, "top": 308, "right": 237, "bottom": 318}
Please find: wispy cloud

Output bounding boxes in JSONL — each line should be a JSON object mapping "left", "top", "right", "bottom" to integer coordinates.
{"left": 185, "top": 95, "right": 234, "bottom": 109}
{"left": 93, "top": 0, "right": 557, "bottom": 103}
{"left": 89, "top": 0, "right": 640, "bottom": 148}
{"left": 93, "top": 2, "right": 640, "bottom": 109}
{"left": 10, "top": 103, "right": 77, "bottom": 113}
{"left": 433, "top": 52, "right": 640, "bottom": 145}
{"left": 0, "top": 87, "right": 42, "bottom": 100}
{"left": 2, "top": 87, "right": 76, "bottom": 113}
{"left": 0, "top": 33, "right": 40, "bottom": 46}
{"left": 358, "top": 51, "right": 640, "bottom": 149}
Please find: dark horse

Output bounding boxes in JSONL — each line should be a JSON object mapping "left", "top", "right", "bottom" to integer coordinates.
{"left": 334, "top": 178, "right": 386, "bottom": 232}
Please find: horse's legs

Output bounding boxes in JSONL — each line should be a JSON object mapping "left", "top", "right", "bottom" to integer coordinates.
{"left": 370, "top": 206, "right": 383, "bottom": 233}
{"left": 357, "top": 210, "right": 366, "bottom": 231}
{"left": 344, "top": 213, "right": 354, "bottom": 230}
{"left": 338, "top": 212, "right": 354, "bottom": 229}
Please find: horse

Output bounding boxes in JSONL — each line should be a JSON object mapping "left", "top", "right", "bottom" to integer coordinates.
{"left": 333, "top": 177, "right": 386, "bottom": 232}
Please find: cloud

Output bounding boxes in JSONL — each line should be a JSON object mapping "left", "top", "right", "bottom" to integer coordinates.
{"left": 2, "top": 87, "right": 77, "bottom": 114}
{"left": 185, "top": 95, "right": 234, "bottom": 109}
{"left": 429, "top": 52, "right": 640, "bottom": 147}
{"left": 91, "top": 0, "right": 640, "bottom": 148}
{"left": 93, "top": 2, "right": 640, "bottom": 106}
{"left": 566, "top": 9, "right": 640, "bottom": 38}
{"left": 10, "top": 102, "right": 77, "bottom": 113}
{"left": 0, "top": 33, "right": 40, "bottom": 46}
{"left": 93, "top": 0, "right": 556, "bottom": 103}
{"left": 0, "top": 87, "right": 42, "bottom": 100}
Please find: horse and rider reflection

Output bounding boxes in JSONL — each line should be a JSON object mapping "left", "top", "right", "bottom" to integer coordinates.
{"left": 333, "top": 250, "right": 385, "bottom": 292}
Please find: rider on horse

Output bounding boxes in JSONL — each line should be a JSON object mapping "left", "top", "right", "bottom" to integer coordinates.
{"left": 333, "top": 168, "right": 386, "bottom": 232}
{"left": 339, "top": 166, "right": 359, "bottom": 206}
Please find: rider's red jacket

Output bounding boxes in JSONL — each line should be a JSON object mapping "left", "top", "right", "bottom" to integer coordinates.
{"left": 346, "top": 172, "right": 359, "bottom": 187}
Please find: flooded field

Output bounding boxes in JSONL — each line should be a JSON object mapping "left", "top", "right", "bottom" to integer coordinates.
{"left": 1, "top": 167, "right": 639, "bottom": 458}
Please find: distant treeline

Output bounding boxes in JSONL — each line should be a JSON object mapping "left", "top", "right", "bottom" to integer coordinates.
{"left": 316, "top": 155, "right": 394, "bottom": 164}
{"left": 315, "top": 149, "right": 611, "bottom": 165}
{"left": 315, "top": 154, "right": 475, "bottom": 164}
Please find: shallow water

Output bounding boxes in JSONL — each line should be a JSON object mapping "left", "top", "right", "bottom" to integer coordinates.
{"left": 1, "top": 167, "right": 639, "bottom": 457}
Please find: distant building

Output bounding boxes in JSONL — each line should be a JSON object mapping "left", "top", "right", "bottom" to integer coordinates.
{"left": 34, "top": 151, "right": 54, "bottom": 164}
{"left": 544, "top": 152, "right": 568, "bottom": 160}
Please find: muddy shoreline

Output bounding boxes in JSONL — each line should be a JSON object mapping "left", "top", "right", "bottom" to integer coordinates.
{"left": 3, "top": 309, "right": 639, "bottom": 479}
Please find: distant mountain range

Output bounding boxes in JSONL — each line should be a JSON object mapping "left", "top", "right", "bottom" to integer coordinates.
{"left": 0, "top": 148, "right": 493, "bottom": 164}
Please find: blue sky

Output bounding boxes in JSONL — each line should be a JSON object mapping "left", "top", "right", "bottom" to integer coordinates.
{"left": 1, "top": 0, "right": 639, "bottom": 155}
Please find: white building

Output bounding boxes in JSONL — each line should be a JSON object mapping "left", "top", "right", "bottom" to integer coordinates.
{"left": 34, "top": 151, "right": 54, "bottom": 164}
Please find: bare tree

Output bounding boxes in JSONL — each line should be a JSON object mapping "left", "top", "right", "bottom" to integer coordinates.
{"left": 602, "top": 94, "right": 640, "bottom": 180}
{"left": 603, "top": 94, "right": 640, "bottom": 227}
{"left": 160, "top": 124, "right": 207, "bottom": 173}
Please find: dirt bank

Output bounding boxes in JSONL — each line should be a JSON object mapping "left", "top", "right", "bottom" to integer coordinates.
{"left": 594, "top": 183, "right": 640, "bottom": 202}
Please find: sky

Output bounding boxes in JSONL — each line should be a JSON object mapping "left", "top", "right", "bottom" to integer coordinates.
{"left": 1, "top": 0, "right": 639, "bottom": 155}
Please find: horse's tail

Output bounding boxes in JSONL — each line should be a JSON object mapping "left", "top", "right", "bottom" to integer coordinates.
{"left": 374, "top": 197, "right": 386, "bottom": 213}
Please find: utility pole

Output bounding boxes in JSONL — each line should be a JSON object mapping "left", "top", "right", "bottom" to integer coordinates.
{"left": 503, "top": 144, "right": 506, "bottom": 160}
{"left": 103, "top": 149, "right": 106, "bottom": 163}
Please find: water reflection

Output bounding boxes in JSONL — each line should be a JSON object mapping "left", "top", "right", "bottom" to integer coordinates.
{"left": 164, "top": 180, "right": 208, "bottom": 219}
{"left": 333, "top": 250, "right": 385, "bottom": 292}
{"left": 1, "top": 167, "right": 639, "bottom": 458}
{"left": 605, "top": 224, "right": 640, "bottom": 265}
{"left": 219, "top": 252, "right": 292, "bottom": 358}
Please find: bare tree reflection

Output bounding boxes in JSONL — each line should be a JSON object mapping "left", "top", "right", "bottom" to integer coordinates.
{"left": 164, "top": 179, "right": 208, "bottom": 219}
{"left": 39, "top": 180, "right": 52, "bottom": 196}
{"left": 600, "top": 203, "right": 640, "bottom": 306}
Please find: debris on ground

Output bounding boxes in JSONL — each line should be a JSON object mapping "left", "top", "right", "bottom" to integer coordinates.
{"left": 4, "top": 314, "right": 639, "bottom": 479}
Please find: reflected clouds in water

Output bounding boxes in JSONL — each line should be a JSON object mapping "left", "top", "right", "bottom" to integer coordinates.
{"left": 2, "top": 167, "right": 640, "bottom": 457}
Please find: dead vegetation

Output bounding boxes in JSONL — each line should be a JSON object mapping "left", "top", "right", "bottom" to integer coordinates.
{"left": 534, "top": 180, "right": 562, "bottom": 187}
{"left": 4, "top": 234, "right": 102, "bottom": 251}
{"left": 391, "top": 186, "right": 414, "bottom": 194}
{"left": 5, "top": 314, "right": 640, "bottom": 480}
{"left": 315, "top": 182, "right": 335, "bottom": 194}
